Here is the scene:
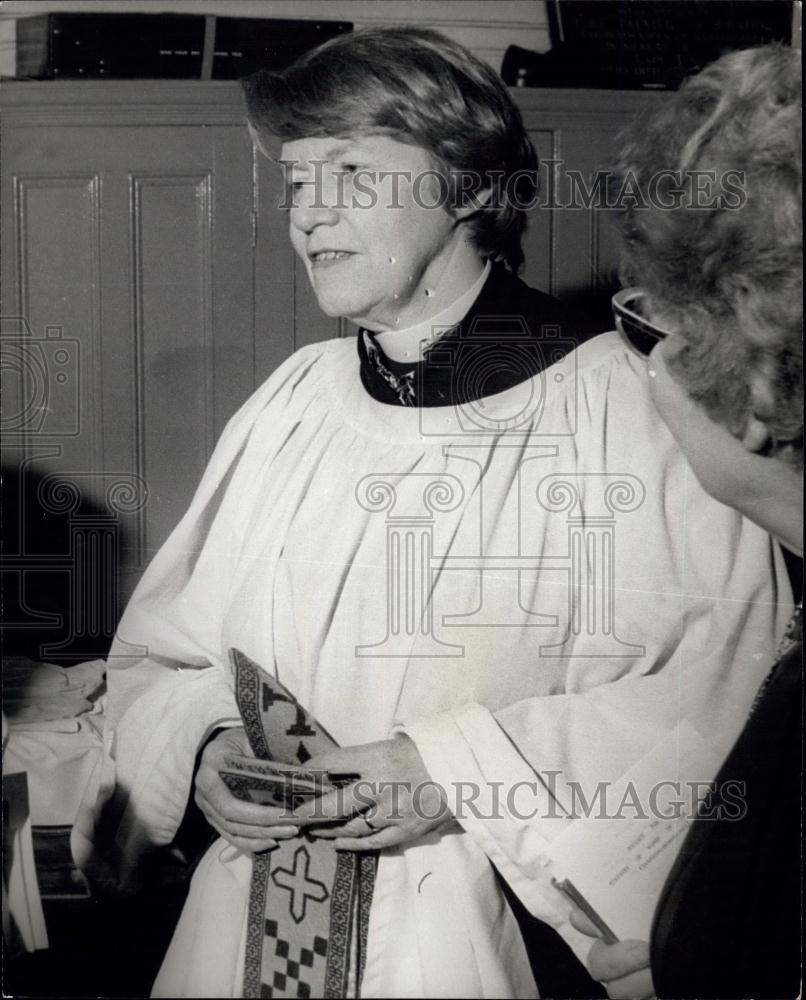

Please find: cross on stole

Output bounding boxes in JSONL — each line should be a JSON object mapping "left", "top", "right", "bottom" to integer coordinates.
{"left": 262, "top": 684, "right": 290, "bottom": 712}
{"left": 271, "top": 845, "right": 329, "bottom": 923}
{"left": 286, "top": 704, "right": 316, "bottom": 739}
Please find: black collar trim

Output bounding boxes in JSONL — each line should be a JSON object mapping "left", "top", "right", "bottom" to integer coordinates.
{"left": 357, "top": 265, "right": 589, "bottom": 408}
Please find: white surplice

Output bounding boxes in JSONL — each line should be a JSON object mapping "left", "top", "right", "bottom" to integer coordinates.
{"left": 72, "top": 331, "right": 791, "bottom": 998}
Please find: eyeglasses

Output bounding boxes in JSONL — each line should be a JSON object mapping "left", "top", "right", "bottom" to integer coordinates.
{"left": 612, "top": 288, "right": 669, "bottom": 358}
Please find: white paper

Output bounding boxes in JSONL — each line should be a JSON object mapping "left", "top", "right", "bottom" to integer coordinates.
{"left": 544, "top": 721, "right": 725, "bottom": 941}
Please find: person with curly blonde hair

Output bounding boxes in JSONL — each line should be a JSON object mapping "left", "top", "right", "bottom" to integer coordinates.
{"left": 574, "top": 44, "right": 802, "bottom": 999}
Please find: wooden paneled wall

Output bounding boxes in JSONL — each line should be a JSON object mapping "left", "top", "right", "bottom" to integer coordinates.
{"left": 0, "top": 81, "right": 664, "bottom": 657}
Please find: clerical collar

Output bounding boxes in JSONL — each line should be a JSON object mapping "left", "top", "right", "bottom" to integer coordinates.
{"left": 356, "top": 263, "right": 589, "bottom": 408}
{"left": 373, "top": 261, "right": 491, "bottom": 363}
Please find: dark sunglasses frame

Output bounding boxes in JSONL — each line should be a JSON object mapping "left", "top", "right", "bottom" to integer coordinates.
{"left": 612, "top": 288, "right": 669, "bottom": 358}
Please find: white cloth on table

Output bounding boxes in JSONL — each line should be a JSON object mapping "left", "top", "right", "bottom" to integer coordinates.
{"left": 73, "top": 331, "right": 791, "bottom": 998}
{"left": 3, "top": 658, "right": 105, "bottom": 826}
{"left": 3, "top": 657, "right": 105, "bottom": 722}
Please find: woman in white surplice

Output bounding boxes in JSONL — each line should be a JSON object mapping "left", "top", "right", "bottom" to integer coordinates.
{"left": 73, "top": 26, "right": 792, "bottom": 999}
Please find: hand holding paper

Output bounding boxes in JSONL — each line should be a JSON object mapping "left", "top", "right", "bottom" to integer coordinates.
{"left": 194, "top": 726, "right": 300, "bottom": 854}
{"left": 569, "top": 908, "right": 655, "bottom": 999}
{"left": 543, "top": 721, "right": 724, "bottom": 943}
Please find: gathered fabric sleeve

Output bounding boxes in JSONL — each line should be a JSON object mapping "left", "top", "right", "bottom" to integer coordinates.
{"left": 401, "top": 344, "right": 792, "bottom": 958}
{"left": 404, "top": 604, "right": 778, "bottom": 864}
{"left": 72, "top": 346, "right": 326, "bottom": 884}
{"left": 403, "top": 550, "right": 789, "bottom": 964}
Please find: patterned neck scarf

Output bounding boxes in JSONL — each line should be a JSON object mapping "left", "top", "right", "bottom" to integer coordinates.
{"left": 357, "top": 264, "right": 591, "bottom": 408}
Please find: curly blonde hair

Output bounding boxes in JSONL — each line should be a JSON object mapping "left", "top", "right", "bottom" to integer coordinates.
{"left": 612, "top": 45, "right": 802, "bottom": 463}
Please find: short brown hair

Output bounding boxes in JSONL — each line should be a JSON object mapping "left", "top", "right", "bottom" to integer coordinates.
{"left": 242, "top": 26, "right": 538, "bottom": 272}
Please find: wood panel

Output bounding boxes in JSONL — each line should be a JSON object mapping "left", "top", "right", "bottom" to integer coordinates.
{"left": 253, "top": 143, "right": 295, "bottom": 387}
{"left": 132, "top": 172, "right": 213, "bottom": 556}
{"left": 1, "top": 98, "right": 255, "bottom": 619}
{"left": 514, "top": 87, "right": 667, "bottom": 327}
{"left": 12, "top": 174, "right": 102, "bottom": 472}
{"left": 1, "top": 81, "right": 667, "bottom": 633}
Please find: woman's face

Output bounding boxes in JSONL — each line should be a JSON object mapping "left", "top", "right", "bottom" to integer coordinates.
{"left": 648, "top": 337, "right": 803, "bottom": 555}
{"left": 280, "top": 134, "right": 470, "bottom": 331}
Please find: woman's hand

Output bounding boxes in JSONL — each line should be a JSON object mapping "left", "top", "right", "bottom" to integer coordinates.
{"left": 194, "top": 726, "right": 300, "bottom": 854}
{"left": 294, "top": 735, "right": 452, "bottom": 851}
{"left": 569, "top": 907, "right": 655, "bottom": 999}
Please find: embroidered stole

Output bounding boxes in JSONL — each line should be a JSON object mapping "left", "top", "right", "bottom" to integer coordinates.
{"left": 229, "top": 648, "right": 377, "bottom": 998}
